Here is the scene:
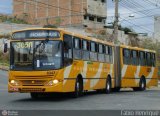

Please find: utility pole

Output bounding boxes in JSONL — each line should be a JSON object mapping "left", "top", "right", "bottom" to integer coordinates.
{"left": 113, "top": 0, "right": 119, "bottom": 44}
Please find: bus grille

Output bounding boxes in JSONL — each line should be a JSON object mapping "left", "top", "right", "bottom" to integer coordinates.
{"left": 15, "top": 76, "right": 53, "bottom": 79}
{"left": 20, "top": 80, "right": 46, "bottom": 86}
{"left": 20, "top": 88, "right": 45, "bottom": 92}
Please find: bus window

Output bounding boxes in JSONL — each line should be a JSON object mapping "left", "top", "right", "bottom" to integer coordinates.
{"left": 73, "top": 37, "right": 82, "bottom": 59}
{"left": 82, "top": 40, "right": 90, "bottom": 60}
{"left": 139, "top": 51, "right": 146, "bottom": 66}
{"left": 146, "top": 52, "right": 152, "bottom": 66}
{"left": 131, "top": 50, "right": 139, "bottom": 66}
{"left": 109, "top": 46, "right": 113, "bottom": 63}
{"left": 63, "top": 34, "right": 73, "bottom": 66}
{"left": 105, "top": 46, "right": 110, "bottom": 63}
{"left": 63, "top": 34, "right": 72, "bottom": 58}
{"left": 123, "top": 49, "right": 131, "bottom": 65}
{"left": 90, "top": 42, "right": 97, "bottom": 61}
{"left": 108, "top": 46, "right": 112, "bottom": 55}
{"left": 151, "top": 53, "right": 156, "bottom": 67}
{"left": 98, "top": 44, "right": 105, "bottom": 62}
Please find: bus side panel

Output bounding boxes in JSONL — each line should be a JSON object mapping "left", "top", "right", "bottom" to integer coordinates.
{"left": 86, "top": 62, "right": 104, "bottom": 90}
{"left": 62, "top": 61, "right": 85, "bottom": 92}
{"left": 93, "top": 63, "right": 114, "bottom": 90}
{"left": 120, "top": 47, "right": 138, "bottom": 88}
{"left": 146, "top": 67, "right": 158, "bottom": 87}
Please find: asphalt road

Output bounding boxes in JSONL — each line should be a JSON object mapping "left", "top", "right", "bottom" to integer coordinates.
{"left": 0, "top": 70, "right": 160, "bottom": 110}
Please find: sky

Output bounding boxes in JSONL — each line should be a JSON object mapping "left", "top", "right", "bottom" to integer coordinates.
{"left": 0, "top": 0, "right": 159, "bottom": 36}
{"left": 107, "top": 0, "right": 158, "bottom": 36}
{"left": 0, "top": 0, "right": 12, "bottom": 14}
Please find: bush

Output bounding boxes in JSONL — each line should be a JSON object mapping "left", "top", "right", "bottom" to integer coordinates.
{"left": 0, "top": 51, "right": 9, "bottom": 65}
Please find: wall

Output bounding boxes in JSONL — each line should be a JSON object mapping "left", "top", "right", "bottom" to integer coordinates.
{"left": 13, "top": 0, "right": 87, "bottom": 26}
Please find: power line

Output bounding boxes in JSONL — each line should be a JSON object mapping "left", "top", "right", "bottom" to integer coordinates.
{"left": 119, "top": 17, "right": 153, "bottom": 33}
{"left": 120, "top": 0, "right": 151, "bottom": 16}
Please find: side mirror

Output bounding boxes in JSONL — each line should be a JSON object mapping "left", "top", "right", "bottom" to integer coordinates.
{"left": 3, "top": 43, "right": 8, "bottom": 53}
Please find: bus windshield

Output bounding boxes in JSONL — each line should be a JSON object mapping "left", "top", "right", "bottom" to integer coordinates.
{"left": 10, "top": 40, "right": 62, "bottom": 71}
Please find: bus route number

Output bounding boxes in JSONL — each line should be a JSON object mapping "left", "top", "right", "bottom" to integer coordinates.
{"left": 16, "top": 42, "right": 32, "bottom": 49}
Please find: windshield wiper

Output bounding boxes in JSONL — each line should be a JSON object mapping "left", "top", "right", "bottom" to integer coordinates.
{"left": 35, "top": 40, "right": 46, "bottom": 53}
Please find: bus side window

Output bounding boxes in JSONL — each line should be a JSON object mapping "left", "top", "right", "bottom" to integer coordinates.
{"left": 98, "top": 44, "right": 105, "bottom": 62}
{"left": 73, "top": 37, "right": 82, "bottom": 59}
{"left": 103, "top": 45, "right": 106, "bottom": 62}
{"left": 82, "top": 40, "right": 90, "bottom": 60}
{"left": 139, "top": 51, "right": 146, "bottom": 66}
{"left": 63, "top": 34, "right": 73, "bottom": 66}
{"left": 123, "top": 49, "right": 130, "bottom": 65}
{"left": 105, "top": 45, "right": 110, "bottom": 63}
{"left": 131, "top": 50, "right": 139, "bottom": 66}
{"left": 90, "top": 42, "right": 97, "bottom": 61}
{"left": 109, "top": 46, "right": 113, "bottom": 63}
{"left": 151, "top": 53, "right": 156, "bottom": 67}
{"left": 146, "top": 52, "right": 151, "bottom": 66}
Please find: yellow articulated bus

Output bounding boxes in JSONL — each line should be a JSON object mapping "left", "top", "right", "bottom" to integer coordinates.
{"left": 7, "top": 28, "right": 158, "bottom": 99}
{"left": 115, "top": 45, "right": 157, "bottom": 91}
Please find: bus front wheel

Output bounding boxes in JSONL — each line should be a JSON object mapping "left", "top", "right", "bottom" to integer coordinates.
{"left": 72, "top": 77, "right": 83, "bottom": 98}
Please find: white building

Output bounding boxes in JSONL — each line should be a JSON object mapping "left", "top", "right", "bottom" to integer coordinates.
{"left": 83, "top": 0, "right": 107, "bottom": 29}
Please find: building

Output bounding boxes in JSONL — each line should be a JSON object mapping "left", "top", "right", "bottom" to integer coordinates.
{"left": 83, "top": 0, "right": 107, "bottom": 29}
{"left": 13, "top": 0, "right": 107, "bottom": 28}
{"left": 13, "top": 0, "right": 87, "bottom": 26}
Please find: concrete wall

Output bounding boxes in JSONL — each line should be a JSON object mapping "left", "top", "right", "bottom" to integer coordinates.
{"left": 87, "top": 0, "right": 107, "bottom": 17}
{"left": 83, "top": 0, "right": 107, "bottom": 29}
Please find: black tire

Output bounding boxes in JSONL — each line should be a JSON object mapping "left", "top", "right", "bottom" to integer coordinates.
{"left": 72, "top": 78, "right": 83, "bottom": 98}
{"left": 30, "top": 93, "right": 40, "bottom": 99}
{"left": 133, "top": 87, "right": 139, "bottom": 91}
{"left": 96, "top": 89, "right": 104, "bottom": 94}
{"left": 112, "top": 87, "right": 120, "bottom": 92}
{"left": 133, "top": 77, "right": 146, "bottom": 91}
{"left": 139, "top": 77, "right": 146, "bottom": 91}
{"left": 105, "top": 78, "right": 112, "bottom": 94}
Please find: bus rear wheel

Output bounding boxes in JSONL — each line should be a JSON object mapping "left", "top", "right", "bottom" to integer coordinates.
{"left": 105, "top": 78, "right": 112, "bottom": 94}
{"left": 139, "top": 77, "right": 146, "bottom": 91}
{"left": 133, "top": 77, "right": 146, "bottom": 91}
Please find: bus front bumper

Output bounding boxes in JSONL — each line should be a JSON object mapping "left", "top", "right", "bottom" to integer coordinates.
{"left": 8, "top": 82, "right": 64, "bottom": 93}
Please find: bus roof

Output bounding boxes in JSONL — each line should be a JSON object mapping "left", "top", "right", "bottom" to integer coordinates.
{"left": 12, "top": 28, "right": 114, "bottom": 46}
{"left": 12, "top": 28, "right": 156, "bottom": 53}
{"left": 120, "top": 44, "right": 156, "bottom": 53}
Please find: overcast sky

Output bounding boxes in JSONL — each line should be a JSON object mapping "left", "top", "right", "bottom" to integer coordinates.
{"left": 107, "top": 0, "right": 158, "bottom": 36}
{"left": 0, "top": 0, "right": 12, "bottom": 14}
{"left": 0, "top": 0, "right": 159, "bottom": 36}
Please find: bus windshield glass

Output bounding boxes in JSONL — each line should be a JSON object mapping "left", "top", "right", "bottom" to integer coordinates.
{"left": 10, "top": 40, "right": 62, "bottom": 71}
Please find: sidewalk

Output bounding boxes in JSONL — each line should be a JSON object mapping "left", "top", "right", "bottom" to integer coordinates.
{"left": 0, "top": 65, "right": 9, "bottom": 71}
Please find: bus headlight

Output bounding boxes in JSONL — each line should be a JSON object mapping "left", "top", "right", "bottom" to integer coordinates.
{"left": 10, "top": 80, "right": 20, "bottom": 86}
{"left": 47, "top": 79, "right": 59, "bottom": 86}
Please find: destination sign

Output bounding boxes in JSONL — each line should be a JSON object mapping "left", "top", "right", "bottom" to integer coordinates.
{"left": 12, "top": 30, "right": 60, "bottom": 39}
